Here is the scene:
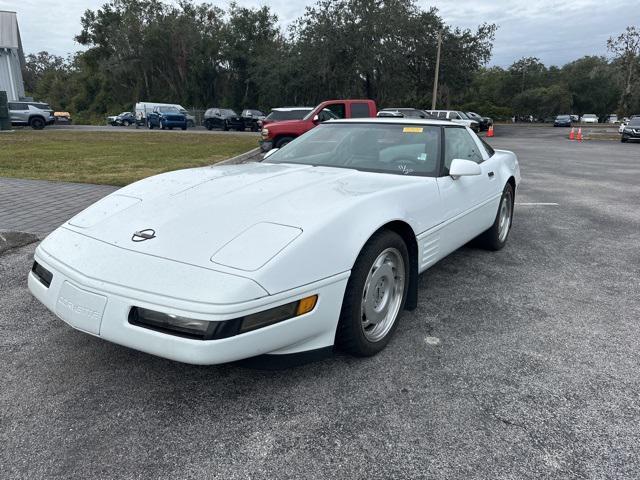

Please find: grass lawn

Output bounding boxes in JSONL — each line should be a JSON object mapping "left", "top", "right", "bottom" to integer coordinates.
{"left": 0, "top": 130, "right": 258, "bottom": 186}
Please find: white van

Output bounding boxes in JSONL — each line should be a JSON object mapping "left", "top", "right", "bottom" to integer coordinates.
{"left": 135, "top": 102, "right": 195, "bottom": 127}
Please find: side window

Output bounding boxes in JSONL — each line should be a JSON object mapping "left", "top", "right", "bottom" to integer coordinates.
{"left": 451, "top": 112, "right": 461, "bottom": 120}
{"left": 350, "top": 102, "right": 370, "bottom": 118}
{"left": 437, "top": 112, "right": 447, "bottom": 119}
{"left": 443, "top": 127, "right": 484, "bottom": 172}
{"left": 326, "top": 103, "right": 346, "bottom": 119}
{"left": 318, "top": 109, "right": 336, "bottom": 122}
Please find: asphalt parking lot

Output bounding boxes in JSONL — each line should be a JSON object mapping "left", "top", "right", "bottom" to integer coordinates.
{"left": 1, "top": 125, "right": 639, "bottom": 479}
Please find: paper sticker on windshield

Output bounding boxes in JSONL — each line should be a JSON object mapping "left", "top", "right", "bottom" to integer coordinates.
{"left": 403, "top": 127, "right": 423, "bottom": 133}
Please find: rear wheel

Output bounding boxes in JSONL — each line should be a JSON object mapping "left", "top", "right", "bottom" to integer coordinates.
{"left": 147, "top": 121, "right": 154, "bottom": 130}
{"left": 123, "top": 120, "right": 131, "bottom": 126}
{"left": 30, "top": 117, "right": 45, "bottom": 130}
{"left": 621, "top": 136, "right": 628, "bottom": 143}
{"left": 275, "top": 136, "right": 294, "bottom": 149}
{"left": 335, "top": 230, "right": 408, "bottom": 356}
{"left": 223, "top": 120, "right": 229, "bottom": 131}
{"left": 476, "top": 183, "right": 514, "bottom": 250}
{"left": 205, "top": 120, "right": 213, "bottom": 131}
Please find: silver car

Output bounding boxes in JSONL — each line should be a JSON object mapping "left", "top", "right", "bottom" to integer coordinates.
{"left": 9, "top": 101, "right": 55, "bottom": 129}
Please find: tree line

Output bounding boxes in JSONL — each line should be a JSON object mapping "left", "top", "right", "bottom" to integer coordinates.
{"left": 22, "top": 0, "right": 639, "bottom": 123}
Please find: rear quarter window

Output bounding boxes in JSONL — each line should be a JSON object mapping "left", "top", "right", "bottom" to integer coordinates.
{"left": 350, "top": 102, "right": 371, "bottom": 118}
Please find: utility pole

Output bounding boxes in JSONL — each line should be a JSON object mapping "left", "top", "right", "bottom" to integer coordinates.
{"left": 431, "top": 31, "right": 442, "bottom": 110}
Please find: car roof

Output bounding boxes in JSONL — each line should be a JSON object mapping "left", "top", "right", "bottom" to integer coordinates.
{"left": 271, "top": 107, "right": 312, "bottom": 111}
{"left": 329, "top": 118, "right": 457, "bottom": 127}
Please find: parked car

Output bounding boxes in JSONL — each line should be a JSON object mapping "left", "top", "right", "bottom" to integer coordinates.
{"left": 260, "top": 107, "right": 313, "bottom": 128}
{"left": 203, "top": 108, "right": 244, "bottom": 131}
{"left": 108, "top": 112, "right": 136, "bottom": 126}
{"left": 241, "top": 109, "right": 265, "bottom": 131}
{"left": 580, "top": 114, "right": 598, "bottom": 124}
{"left": 554, "top": 115, "right": 572, "bottom": 127}
{"left": 605, "top": 114, "right": 619, "bottom": 124}
{"left": 466, "top": 111, "right": 493, "bottom": 131}
{"left": 260, "top": 99, "right": 377, "bottom": 151}
{"left": 425, "top": 110, "right": 479, "bottom": 132}
{"left": 54, "top": 112, "right": 72, "bottom": 124}
{"left": 570, "top": 115, "right": 579, "bottom": 122}
{"left": 620, "top": 117, "right": 640, "bottom": 143}
{"left": 146, "top": 106, "right": 187, "bottom": 130}
{"left": 8, "top": 101, "right": 55, "bottom": 129}
{"left": 377, "top": 108, "right": 434, "bottom": 119}
{"left": 135, "top": 102, "right": 195, "bottom": 128}
{"left": 28, "top": 117, "right": 520, "bottom": 365}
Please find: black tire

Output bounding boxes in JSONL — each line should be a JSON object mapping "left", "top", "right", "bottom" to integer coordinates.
{"left": 30, "top": 117, "right": 45, "bottom": 130}
{"left": 205, "top": 120, "right": 213, "bottom": 131}
{"left": 168, "top": 126, "right": 173, "bottom": 130}
{"left": 335, "top": 230, "right": 409, "bottom": 357}
{"left": 621, "top": 136, "right": 628, "bottom": 143}
{"left": 223, "top": 120, "right": 229, "bottom": 131}
{"left": 123, "top": 120, "right": 131, "bottom": 127}
{"left": 251, "top": 123, "right": 259, "bottom": 132}
{"left": 187, "top": 120, "right": 195, "bottom": 128}
{"left": 147, "top": 121, "right": 153, "bottom": 130}
{"left": 161, "top": 120, "right": 166, "bottom": 130}
{"left": 275, "top": 136, "right": 294, "bottom": 148}
{"left": 181, "top": 126, "right": 187, "bottom": 131}
{"left": 476, "top": 183, "right": 515, "bottom": 251}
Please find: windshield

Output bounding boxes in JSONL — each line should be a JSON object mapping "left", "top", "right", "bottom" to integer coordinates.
{"left": 628, "top": 118, "right": 640, "bottom": 126}
{"left": 556, "top": 115, "right": 570, "bottom": 120}
{"left": 583, "top": 114, "right": 596, "bottom": 118}
{"left": 265, "top": 123, "right": 441, "bottom": 177}
{"left": 267, "top": 109, "right": 311, "bottom": 121}
{"left": 458, "top": 111, "right": 470, "bottom": 119}
{"left": 222, "top": 109, "right": 237, "bottom": 116}
{"left": 159, "top": 107, "right": 180, "bottom": 114}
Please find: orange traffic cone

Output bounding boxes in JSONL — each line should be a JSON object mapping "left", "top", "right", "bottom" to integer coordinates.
{"left": 486, "top": 125, "right": 494, "bottom": 138}
{"left": 576, "top": 127, "right": 583, "bottom": 142}
{"left": 569, "top": 127, "right": 575, "bottom": 140}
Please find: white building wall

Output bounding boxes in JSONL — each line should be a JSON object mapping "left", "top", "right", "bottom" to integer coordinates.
{"left": 0, "top": 12, "right": 25, "bottom": 101}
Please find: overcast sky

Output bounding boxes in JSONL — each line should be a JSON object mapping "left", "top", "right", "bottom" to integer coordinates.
{"left": 0, "top": 0, "right": 630, "bottom": 67}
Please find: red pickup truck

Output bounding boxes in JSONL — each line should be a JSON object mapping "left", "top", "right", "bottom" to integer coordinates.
{"left": 259, "top": 99, "right": 377, "bottom": 151}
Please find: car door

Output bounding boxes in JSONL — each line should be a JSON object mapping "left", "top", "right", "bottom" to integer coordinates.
{"left": 436, "top": 126, "right": 499, "bottom": 255}
{"left": 9, "top": 102, "right": 29, "bottom": 123}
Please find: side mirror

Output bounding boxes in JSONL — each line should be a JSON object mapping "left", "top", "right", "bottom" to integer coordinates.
{"left": 449, "top": 159, "right": 481, "bottom": 179}
{"left": 312, "top": 114, "right": 319, "bottom": 123}
{"left": 263, "top": 148, "right": 279, "bottom": 159}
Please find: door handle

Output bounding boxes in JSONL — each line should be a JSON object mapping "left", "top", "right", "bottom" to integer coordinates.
{"left": 488, "top": 171, "right": 495, "bottom": 178}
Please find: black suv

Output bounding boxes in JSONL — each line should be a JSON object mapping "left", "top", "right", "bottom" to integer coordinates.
{"left": 621, "top": 117, "right": 640, "bottom": 143}
{"left": 241, "top": 109, "right": 265, "bottom": 131}
{"left": 204, "top": 108, "right": 244, "bottom": 131}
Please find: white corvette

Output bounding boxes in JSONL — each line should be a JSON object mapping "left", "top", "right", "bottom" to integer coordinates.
{"left": 29, "top": 119, "right": 520, "bottom": 365}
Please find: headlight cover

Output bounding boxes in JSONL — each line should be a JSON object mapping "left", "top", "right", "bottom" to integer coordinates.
{"left": 128, "top": 295, "right": 318, "bottom": 340}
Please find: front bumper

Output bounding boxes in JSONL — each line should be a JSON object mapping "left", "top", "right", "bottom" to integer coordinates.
{"left": 28, "top": 229, "right": 348, "bottom": 365}
{"left": 161, "top": 119, "right": 187, "bottom": 128}
{"left": 622, "top": 130, "right": 640, "bottom": 141}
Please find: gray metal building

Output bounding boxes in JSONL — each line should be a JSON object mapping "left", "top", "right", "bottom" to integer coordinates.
{"left": 0, "top": 11, "right": 25, "bottom": 101}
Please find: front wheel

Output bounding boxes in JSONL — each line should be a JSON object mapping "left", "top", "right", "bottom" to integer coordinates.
{"left": 30, "top": 117, "right": 45, "bottom": 130}
{"left": 621, "top": 136, "right": 628, "bottom": 143}
{"left": 147, "top": 121, "right": 154, "bottom": 130}
{"left": 223, "top": 120, "right": 229, "bottom": 131}
{"left": 335, "top": 230, "right": 409, "bottom": 356}
{"left": 476, "top": 183, "right": 514, "bottom": 250}
{"left": 123, "top": 120, "right": 131, "bottom": 126}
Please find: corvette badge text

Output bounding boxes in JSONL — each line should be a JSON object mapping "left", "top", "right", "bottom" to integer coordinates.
{"left": 57, "top": 296, "right": 102, "bottom": 322}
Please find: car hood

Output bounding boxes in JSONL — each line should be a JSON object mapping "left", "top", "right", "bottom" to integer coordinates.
{"left": 64, "top": 162, "right": 405, "bottom": 278}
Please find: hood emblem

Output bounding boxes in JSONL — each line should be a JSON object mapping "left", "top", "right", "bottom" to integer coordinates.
{"left": 132, "top": 229, "right": 156, "bottom": 242}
